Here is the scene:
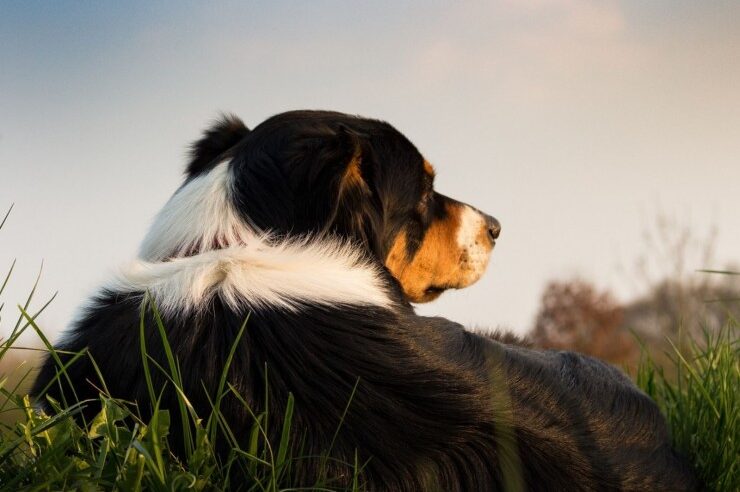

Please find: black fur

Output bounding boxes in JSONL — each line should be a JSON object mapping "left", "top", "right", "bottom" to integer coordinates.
{"left": 32, "top": 110, "right": 699, "bottom": 491}
{"left": 187, "top": 113, "right": 249, "bottom": 176}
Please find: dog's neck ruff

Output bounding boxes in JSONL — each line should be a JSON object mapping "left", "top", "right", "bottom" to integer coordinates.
{"left": 138, "top": 161, "right": 250, "bottom": 262}
{"left": 112, "top": 237, "right": 394, "bottom": 314}
{"left": 116, "top": 161, "right": 393, "bottom": 314}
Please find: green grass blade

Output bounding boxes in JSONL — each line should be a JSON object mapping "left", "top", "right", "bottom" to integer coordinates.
{"left": 147, "top": 296, "right": 194, "bottom": 457}
{"left": 0, "top": 203, "right": 13, "bottom": 231}
{"left": 209, "top": 313, "right": 249, "bottom": 447}
{"left": 0, "top": 258, "right": 15, "bottom": 297}
{"left": 20, "top": 306, "right": 81, "bottom": 407}
{"left": 275, "top": 392, "right": 294, "bottom": 475}
{"left": 12, "top": 260, "right": 44, "bottom": 333}
{"left": 665, "top": 336, "right": 721, "bottom": 419}
{"left": 139, "top": 294, "right": 157, "bottom": 411}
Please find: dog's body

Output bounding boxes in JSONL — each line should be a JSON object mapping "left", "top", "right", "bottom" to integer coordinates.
{"left": 32, "top": 111, "right": 697, "bottom": 490}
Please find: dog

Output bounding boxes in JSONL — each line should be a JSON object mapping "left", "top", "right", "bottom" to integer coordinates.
{"left": 32, "top": 110, "right": 697, "bottom": 490}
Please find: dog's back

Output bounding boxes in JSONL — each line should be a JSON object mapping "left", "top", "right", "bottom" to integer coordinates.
{"left": 33, "top": 299, "right": 698, "bottom": 490}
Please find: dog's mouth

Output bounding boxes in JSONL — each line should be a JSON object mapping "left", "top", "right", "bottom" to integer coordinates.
{"left": 416, "top": 284, "right": 448, "bottom": 303}
{"left": 385, "top": 207, "right": 500, "bottom": 304}
{"left": 424, "top": 285, "right": 447, "bottom": 296}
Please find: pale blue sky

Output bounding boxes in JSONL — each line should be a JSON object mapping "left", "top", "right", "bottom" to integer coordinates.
{"left": 1, "top": 1, "right": 739, "bottom": 338}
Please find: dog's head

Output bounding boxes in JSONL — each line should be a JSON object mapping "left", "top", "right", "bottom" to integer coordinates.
{"left": 166, "top": 110, "right": 500, "bottom": 303}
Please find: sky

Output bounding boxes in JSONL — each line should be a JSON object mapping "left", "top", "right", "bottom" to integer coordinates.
{"left": 1, "top": 0, "right": 739, "bottom": 340}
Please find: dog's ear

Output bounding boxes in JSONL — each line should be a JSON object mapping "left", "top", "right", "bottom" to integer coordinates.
{"left": 335, "top": 124, "right": 371, "bottom": 197}
{"left": 325, "top": 124, "right": 384, "bottom": 253}
{"left": 282, "top": 123, "right": 376, "bottom": 237}
{"left": 231, "top": 120, "right": 383, "bottom": 253}
{"left": 187, "top": 114, "right": 249, "bottom": 177}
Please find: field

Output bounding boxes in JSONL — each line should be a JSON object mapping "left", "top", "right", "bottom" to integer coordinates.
{"left": 0, "top": 206, "right": 738, "bottom": 490}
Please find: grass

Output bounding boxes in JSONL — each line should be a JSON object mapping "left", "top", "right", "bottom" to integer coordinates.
{"left": 0, "top": 204, "right": 738, "bottom": 490}
{"left": 0, "top": 302, "right": 366, "bottom": 491}
{"left": 636, "top": 317, "right": 739, "bottom": 491}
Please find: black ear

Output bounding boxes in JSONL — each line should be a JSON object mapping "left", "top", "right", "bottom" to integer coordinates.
{"left": 274, "top": 122, "right": 373, "bottom": 237}
{"left": 187, "top": 114, "right": 249, "bottom": 177}
{"left": 326, "top": 125, "right": 385, "bottom": 253}
{"left": 335, "top": 124, "right": 370, "bottom": 192}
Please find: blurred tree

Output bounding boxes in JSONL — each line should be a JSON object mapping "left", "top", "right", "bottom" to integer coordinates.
{"left": 530, "top": 212, "right": 740, "bottom": 372}
{"left": 621, "top": 212, "right": 739, "bottom": 353}
{"left": 530, "top": 279, "right": 639, "bottom": 367}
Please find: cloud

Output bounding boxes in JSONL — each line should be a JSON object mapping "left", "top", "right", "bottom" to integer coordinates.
{"left": 409, "top": 1, "right": 642, "bottom": 103}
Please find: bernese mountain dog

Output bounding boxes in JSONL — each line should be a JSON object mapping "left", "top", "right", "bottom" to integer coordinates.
{"left": 32, "top": 110, "right": 697, "bottom": 490}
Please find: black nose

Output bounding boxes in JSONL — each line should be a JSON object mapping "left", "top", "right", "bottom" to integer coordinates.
{"left": 485, "top": 214, "right": 501, "bottom": 242}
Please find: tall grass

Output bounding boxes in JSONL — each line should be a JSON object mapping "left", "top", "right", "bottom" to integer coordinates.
{"left": 0, "top": 302, "right": 365, "bottom": 491}
{"left": 636, "top": 316, "right": 739, "bottom": 491}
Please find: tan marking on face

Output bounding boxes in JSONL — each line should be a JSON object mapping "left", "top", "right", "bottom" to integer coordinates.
{"left": 423, "top": 160, "right": 436, "bottom": 177}
{"left": 385, "top": 202, "right": 494, "bottom": 303}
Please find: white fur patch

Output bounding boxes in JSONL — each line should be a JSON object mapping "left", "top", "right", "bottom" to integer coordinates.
{"left": 139, "top": 161, "right": 251, "bottom": 261}
{"left": 131, "top": 160, "right": 393, "bottom": 314}
{"left": 111, "top": 237, "right": 394, "bottom": 314}
{"left": 456, "top": 205, "right": 490, "bottom": 284}
{"left": 456, "top": 205, "right": 485, "bottom": 249}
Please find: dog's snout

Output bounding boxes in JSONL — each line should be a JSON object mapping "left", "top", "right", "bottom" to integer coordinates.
{"left": 485, "top": 215, "right": 501, "bottom": 242}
